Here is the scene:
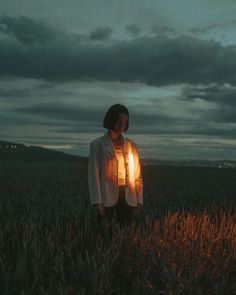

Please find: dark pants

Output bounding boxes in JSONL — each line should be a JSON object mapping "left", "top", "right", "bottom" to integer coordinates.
{"left": 97, "top": 186, "right": 134, "bottom": 228}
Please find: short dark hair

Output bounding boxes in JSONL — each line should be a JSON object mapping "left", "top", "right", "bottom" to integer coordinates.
{"left": 103, "top": 104, "right": 129, "bottom": 132}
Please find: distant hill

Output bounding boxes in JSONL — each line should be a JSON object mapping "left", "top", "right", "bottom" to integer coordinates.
{"left": 0, "top": 140, "right": 235, "bottom": 168}
{"left": 0, "top": 140, "right": 87, "bottom": 162}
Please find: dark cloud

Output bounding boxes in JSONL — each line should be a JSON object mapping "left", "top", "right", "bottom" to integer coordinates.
{"left": 0, "top": 16, "right": 236, "bottom": 86}
{"left": 189, "top": 25, "right": 216, "bottom": 35}
{"left": 131, "top": 118, "right": 236, "bottom": 138}
{"left": 0, "top": 87, "right": 31, "bottom": 98}
{"left": 189, "top": 18, "right": 236, "bottom": 35}
{"left": 130, "top": 110, "right": 179, "bottom": 125}
{"left": 125, "top": 24, "right": 141, "bottom": 37}
{"left": 10, "top": 101, "right": 235, "bottom": 138}
{"left": 58, "top": 124, "right": 236, "bottom": 139}
{"left": 0, "top": 113, "right": 70, "bottom": 126}
{"left": 89, "top": 26, "right": 113, "bottom": 41}
{"left": 13, "top": 101, "right": 184, "bottom": 125}
{"left": 182, "top": 84, "right": 236, "bottom": 123}
{"left": 54, "top": 125, "right": 103, "bottom": 134}
{"left": 151, "top": 25, "right": 176, "bottom": 35}
{"left": 182, "top": 84, "right": 236, "bottom": 106}
{"left": 0, "top": 15, "right": 56, "bottom": 46}
{"left": 214, "top": 107, "right": 236, "bottom": 123}
{"left": 14, "top": 103, "right": 104, "bottom": 123}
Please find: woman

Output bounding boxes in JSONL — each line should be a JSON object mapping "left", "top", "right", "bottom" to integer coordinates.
{"left": 88, "top": 104, "right": 143, "bottom": 226}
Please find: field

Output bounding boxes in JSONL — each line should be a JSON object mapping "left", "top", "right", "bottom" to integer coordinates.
{"left": 0, "top": 160, "right": 235, "bottom": 295}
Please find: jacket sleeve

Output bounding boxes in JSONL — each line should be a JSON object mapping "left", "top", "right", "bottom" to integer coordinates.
{"left": 88, "top": 142, "right": 102, "bottom": 205}
{"left": 133, "top": 143, "right": 144, "bottom": 205}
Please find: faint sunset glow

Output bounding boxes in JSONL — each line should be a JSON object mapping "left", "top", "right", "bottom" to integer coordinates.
{"left": 39, "top": 144, "right": 74, "bottom": 150}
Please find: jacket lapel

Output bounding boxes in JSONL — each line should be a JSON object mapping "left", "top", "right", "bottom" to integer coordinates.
{"left": 103, "top": 131, "right": 116, "bottom": 156}
{"left": 102, "top": 131, "right": 128, "bottom": 157}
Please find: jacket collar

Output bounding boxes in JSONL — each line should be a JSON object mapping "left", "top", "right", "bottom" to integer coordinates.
{"left": 103, "top": 131, "right": 127, "bottom": 156}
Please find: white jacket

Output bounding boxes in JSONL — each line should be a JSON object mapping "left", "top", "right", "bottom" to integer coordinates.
{"left": 88, "top": 131, "right": 143, "bottom": 207}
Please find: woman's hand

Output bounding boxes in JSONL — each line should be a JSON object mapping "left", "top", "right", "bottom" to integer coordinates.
{"left": 97, "top": 203, "right": 106, "bottom": 216}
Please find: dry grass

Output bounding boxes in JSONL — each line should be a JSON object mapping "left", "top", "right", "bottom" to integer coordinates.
{"left": 0, "top": 161, "right": 235, "bottom": 294}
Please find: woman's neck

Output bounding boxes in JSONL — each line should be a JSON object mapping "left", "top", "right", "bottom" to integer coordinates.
{"left": 109, "top": 130, "right": 123, "bottom": 142}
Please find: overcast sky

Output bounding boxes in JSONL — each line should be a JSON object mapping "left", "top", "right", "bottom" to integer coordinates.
{"left": 0, "top": 0, "right": 236, "bottom": 160}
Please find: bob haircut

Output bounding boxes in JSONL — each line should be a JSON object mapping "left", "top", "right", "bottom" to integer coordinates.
{"left": 103, "top": 104, "right": 129, "bottom": 132}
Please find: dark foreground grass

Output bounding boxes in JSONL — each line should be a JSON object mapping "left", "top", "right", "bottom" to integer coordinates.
{"left": 0, "top": 161, "right": 235, "bottom": 295}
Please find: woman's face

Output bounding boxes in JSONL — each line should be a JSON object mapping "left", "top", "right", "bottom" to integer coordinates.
{"left": 113, "top": 113, "right": 129, "bottom": 134}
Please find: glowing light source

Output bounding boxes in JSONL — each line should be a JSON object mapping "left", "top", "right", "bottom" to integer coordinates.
{"left": 128, "top": 152, "right": 135, "bottom": 188}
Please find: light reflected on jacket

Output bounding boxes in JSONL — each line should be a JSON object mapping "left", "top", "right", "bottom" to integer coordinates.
{"left": 88, "top": 131, "right": 143, "bottom": 207}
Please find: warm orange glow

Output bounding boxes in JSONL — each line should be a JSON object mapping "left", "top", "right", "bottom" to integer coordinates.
{"left": 104, "top": 150, "right": 139, "bottom": 188}
{"left": 128, "top": 152, "right": 135, "bottom": 188}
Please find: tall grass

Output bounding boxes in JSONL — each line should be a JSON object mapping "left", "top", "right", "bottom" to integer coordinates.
{"left": 0, "top": 161, "right": 235, "bottom": 294}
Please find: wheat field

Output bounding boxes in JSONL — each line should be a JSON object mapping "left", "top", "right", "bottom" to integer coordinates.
{"left": 0, "top": 161, "right": 235, "bottom": 295}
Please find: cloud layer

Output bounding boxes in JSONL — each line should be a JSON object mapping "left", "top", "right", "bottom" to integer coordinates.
{"left": 0, "top": 14, "right": 236, "bottom": 159}
{"left": 1, "top": 15, "right": 236, "bottom": 87}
